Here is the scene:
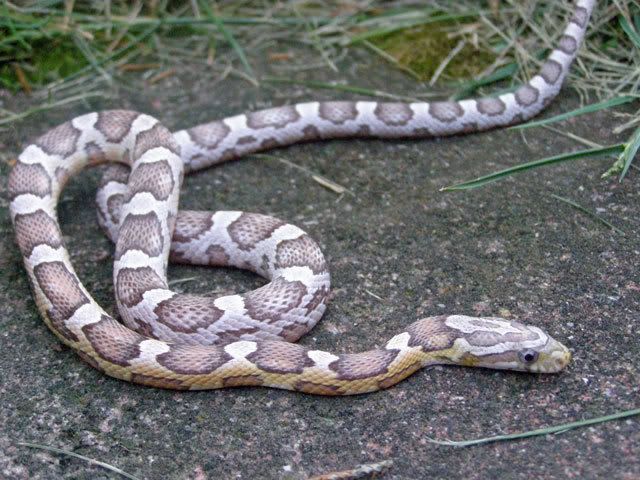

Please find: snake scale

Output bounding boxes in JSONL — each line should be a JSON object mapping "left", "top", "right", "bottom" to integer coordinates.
{"left": 9, "top": 0, "right": 594, "bottom": 394}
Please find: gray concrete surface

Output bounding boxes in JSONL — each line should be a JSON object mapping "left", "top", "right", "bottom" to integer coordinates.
{"left": 0, "top": 46, "right": 638, "bottom": 480}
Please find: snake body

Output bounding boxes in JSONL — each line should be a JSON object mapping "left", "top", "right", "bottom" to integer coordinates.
{"left": 9, "top": 0, "right": 593, "bottom": 394}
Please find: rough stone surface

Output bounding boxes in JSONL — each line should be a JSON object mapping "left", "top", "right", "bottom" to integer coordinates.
{"left": 0, "top": 46, "right": 638, "bottom": 480}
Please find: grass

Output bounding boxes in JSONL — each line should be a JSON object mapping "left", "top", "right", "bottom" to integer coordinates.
{"left": 1, "top": 1, "right": 638, "bottom": 104}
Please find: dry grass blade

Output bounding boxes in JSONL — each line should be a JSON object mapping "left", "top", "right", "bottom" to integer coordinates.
{"left": 309, "top": 460, "right": 393, "bottom": 480}
{"left": 0, "top": 92, "right": 108, "bottom": 126}
{"left": 17, "top": 442, "right": 140, "bottom": 480}
{"left": 255, "top": 153, "right": 354, "bottom": 196}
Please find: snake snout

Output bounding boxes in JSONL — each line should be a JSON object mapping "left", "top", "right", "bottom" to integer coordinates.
{"left": 537, "top": 339, "right": 571, "bottom": 373}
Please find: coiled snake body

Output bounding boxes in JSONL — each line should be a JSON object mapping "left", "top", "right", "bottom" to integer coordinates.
{"left": 9, "top": 0, "right": 595, "bottom": 394}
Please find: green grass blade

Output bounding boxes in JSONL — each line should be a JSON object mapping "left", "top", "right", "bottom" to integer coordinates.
{"left": 602, "top": 125, "right": 640, "bottom": 180}
{"left": 263, "top": 76, "right": 419, "bottom": 101}
{"left": 452, "top": 63, "right": 518, "bottom": 100}
{"left": 620, "top": 15, "right": 640, "bottom": 49}
{"left": 199, "top": 1, "right": 256, "bottom": 81}
{"left": 72, "top": 32, "right": 112, "bottom": 83}
{"left": 17, "top": 442, "right": 141, "bottom": 480}
{"left": 550, "top": 194, "right": 625, "bottom": 235}
{"left": 618, "top": 125, "right": 640, "bottom": 181}
{"left": 1, "top": 4, "right": 33, "bottom": 51}
{"left": 441, "top": 144, "right": 625, "bottom": 191}
{"left": 452, "top": 49, "right": 549, "bottom": 100}
{"left": 510, "top": 96, "right": 637, "bottom": 130}
{"left": 426, "top": 408, "right": 640, "bottom": 447}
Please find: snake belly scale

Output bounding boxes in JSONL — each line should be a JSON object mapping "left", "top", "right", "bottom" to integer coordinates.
{"left": 8, "top": 0, "right": 594, "bottom": 394}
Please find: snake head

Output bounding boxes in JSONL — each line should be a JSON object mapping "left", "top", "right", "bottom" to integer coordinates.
{"left": 443, "top": 315, "right": 571, "bottom": 373}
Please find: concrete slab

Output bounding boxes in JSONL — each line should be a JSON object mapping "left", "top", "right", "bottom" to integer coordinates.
{"left": 1, "top": 45, "right": 638, "bottom": 479}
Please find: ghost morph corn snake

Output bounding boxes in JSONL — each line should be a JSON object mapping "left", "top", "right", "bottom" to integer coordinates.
{"left": 8, "top": 0, "right": 595, "bottom": 393}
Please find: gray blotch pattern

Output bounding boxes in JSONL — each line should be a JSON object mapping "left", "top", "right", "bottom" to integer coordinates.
{"left": 319, "top": 101, "right": 359, "bottom": 124}
{"left": 515, "top": 85, "right": 540, "bottom": 107}
{"left": 428, "top": 101, "right": 464, "bottom": 123}
{"left": 96, "top": 111, "right": 139, "bottom": 143}
{"left": 477, "top": 98, "right": 506, "bottom": 116}
{"left": 246, "top": 105, "right": 300, "bottom": 129}
{"left": 374, "top": 103, "right": 414, "bottom": 126}
{"left": 35, "top": 121, "right": 81, "bottom": 157}
{"left": 8, "top": 162, "right": 51, "bottom": 199}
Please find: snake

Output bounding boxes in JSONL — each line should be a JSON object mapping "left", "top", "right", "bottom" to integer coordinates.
{"left": 8, "top": 0, "right": 594, "bottom": 395}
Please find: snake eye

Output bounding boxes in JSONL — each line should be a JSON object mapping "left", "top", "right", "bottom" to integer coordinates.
{"left": 518, "top": 349, "right": 538, "bottom": 364}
